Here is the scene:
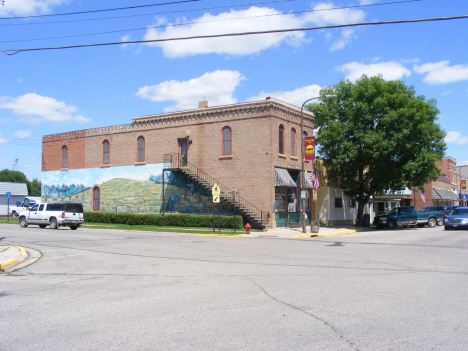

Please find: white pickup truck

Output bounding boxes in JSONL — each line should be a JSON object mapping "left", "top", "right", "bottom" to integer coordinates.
{"left": 10, "top": 200, "right": 36, "bottom": 217}
{"left": 18, "top": 202, "right": 84, "bottom": 230}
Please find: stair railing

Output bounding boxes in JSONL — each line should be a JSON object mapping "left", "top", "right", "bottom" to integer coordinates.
{"left": 164, "top": 153, "right": 269, "bottom": 226}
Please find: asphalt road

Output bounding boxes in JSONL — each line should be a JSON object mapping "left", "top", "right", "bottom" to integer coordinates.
{"left": 1, "top": 224, "right": 467, "bottom": 351}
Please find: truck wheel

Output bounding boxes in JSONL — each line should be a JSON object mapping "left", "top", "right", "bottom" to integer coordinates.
{"left": 50, "top": 218, "right": 58, "bottom": 230}
{"left": 428, "top": 218, "right": 437, "bottom": 227}
{"left": 12, "top": 211, "right": 18, "bottom": 217}
{"left": 19, "top": 217, "right": 28, "bottom": 228}
{"left": 437, "top": 219, "right": 443, "bottom": 226}
{"left": 386, "top": 220, "right": 397, "bottom": 229}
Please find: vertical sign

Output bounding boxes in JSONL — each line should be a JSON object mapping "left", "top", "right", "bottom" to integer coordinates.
{"left": 6, "top": 192, "right": 11, "bottom": 222}
{"left": 462, "top": 180, "right": 466, "bottom": 190}
{"left": 304, "top": 136, "right": 315, "bottom": 161}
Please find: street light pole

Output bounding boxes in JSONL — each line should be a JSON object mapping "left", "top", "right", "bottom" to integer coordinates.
{"left": 300, "top": 95, "right": 336, "bottom": 233}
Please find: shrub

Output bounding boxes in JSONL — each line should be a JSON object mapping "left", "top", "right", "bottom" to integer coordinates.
{"left": 83, "top": 212, "right": 243, "bottom": 229}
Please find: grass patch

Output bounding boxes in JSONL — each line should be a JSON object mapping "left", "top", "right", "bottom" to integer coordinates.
{"left": 0, "top": 217, "right": 18, "bottom": 224}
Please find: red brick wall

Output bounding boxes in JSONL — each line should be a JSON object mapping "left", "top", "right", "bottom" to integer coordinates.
{"left": 41, "top": 100, "right": 314, "bottom": 216}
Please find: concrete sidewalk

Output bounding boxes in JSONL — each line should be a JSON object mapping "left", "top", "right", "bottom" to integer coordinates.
{"left": 0, "top": 245, "right": 40, "bottom": 273}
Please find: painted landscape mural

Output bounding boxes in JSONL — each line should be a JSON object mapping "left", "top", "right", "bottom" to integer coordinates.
{"left": 41, "top": 163, "right": 233, "bottom": 215}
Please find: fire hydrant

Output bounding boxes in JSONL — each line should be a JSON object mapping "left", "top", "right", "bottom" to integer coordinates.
{"left": 244, "top": 223, "right": 251, "bottom": 234}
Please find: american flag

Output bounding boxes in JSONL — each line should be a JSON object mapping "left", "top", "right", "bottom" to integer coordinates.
{"left": 420, "top": 192, "right": 426, "bottom": 203}
{"left": 310, "top": 169, "right": 320, "bottom": 190}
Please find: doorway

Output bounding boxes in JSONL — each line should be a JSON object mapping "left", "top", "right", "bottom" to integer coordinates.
{"left": 179, "top": 139, "right": 188, "bottom": 167}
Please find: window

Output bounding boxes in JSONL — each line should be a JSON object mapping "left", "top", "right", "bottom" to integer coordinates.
{"left": 335, "top": 198, "right": 343, "bottom": 208}
{"left": 137, "top": 136, "right": 145, "bottom": 162}
{"left": 93, "top": 187, "right": 100, "bottom": 211}
{"left": 62, "top": 146, "right": 68, "bottom": 168}
{"left": 275, "top": 187, "right": 286, "bottom": 211}
{"left": 287, "top": 188, "right": 297, "bottom": 211}
{"left": 291, "top": 129, "right": 296, "bottom": 156}
{"left": 222, "top": 127, "right": 231, "bottom": 155}
{"left": 103, "top": 140, "right": 110, "bottom": 164}
{"left": 279, "top": 125, "right": 284, "bottom": 154}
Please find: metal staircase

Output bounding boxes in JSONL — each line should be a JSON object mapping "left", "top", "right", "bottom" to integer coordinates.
{"left": 163, "top": 154, "right": 270, "bottom": 229}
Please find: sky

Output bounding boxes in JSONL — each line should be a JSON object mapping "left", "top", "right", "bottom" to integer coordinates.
{"left": 0, "top": 0, "right": 467, "bottom": 182}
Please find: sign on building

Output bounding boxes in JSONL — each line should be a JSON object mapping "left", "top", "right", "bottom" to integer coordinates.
{"left": 304, "top": 136, "right": 315, "bottom": 161}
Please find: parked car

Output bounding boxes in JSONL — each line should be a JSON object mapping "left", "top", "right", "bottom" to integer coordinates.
{"left": 442, "top": 206, "right": 459, "bottom": 223}
{"left": 373, "top": 206, "right": 443, "bottom": 229}
{"left": 444, "top": 207, "right": 468, "bottom": 230}
{"left": 9, "top": 199, "right": 37, "bottom": 217}
{"left": 18, "top": 202, "right": 84, "bottom": 230}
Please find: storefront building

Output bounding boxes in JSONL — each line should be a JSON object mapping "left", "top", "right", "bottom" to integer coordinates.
{"left": 41, "top": 98, "right": 315, "bottom": 228}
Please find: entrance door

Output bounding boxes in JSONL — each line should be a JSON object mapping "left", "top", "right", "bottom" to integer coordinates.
{"left": 179, "top": 139, "right": 188, "bottom": 166}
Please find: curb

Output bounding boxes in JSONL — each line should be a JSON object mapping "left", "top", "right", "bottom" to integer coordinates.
{"left": 292, "top": 229, "right": 362, "bottom": 238}
{"left": 0, "top": 245, "right": 28, "bottom": 272}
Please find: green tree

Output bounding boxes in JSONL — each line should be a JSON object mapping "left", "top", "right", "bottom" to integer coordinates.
{"left": 30, "top": 178, "right": 42, "bottom": 197}
{"left": 0, "top": 169, "right": 42, "bottom": 196}
{"left": 307, "top": 75, "right": 446, "bottom": 226}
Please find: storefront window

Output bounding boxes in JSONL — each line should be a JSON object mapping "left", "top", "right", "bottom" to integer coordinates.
{"left": 275, "top": 187, "right": 286, "bottom": 211}
{"left": 287, "top": 188, "right": 296, "bottom": 212}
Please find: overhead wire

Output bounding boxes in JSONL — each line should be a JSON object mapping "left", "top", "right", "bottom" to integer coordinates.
{"left": 0, "top": 0, "right": 296, "bottom": 26}
{"left": 0, "top": 0, "right": 204, "bottom": 20}
{"left": 0, "top": 0, "right": 423, "bottom": 45}
{"left": 2, "top": 14, "right": 467, "bottom": 55}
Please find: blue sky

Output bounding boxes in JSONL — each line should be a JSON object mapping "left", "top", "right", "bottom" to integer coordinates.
{"left": 0, "top": 0, "right": 467, "bottom": 181}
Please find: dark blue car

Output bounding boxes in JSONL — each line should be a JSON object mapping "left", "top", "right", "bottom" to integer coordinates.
{"left": 444, "top": 207, "right": 468, "bottom": 230}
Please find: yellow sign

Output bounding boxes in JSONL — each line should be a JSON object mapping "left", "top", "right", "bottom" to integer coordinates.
{"left": 212, "top": 184, "right": 221, "bottom": 195}
{"left": 304, "top": 136, "right": 315, "bottom": 161}
{"left": 462, "top": 180, "right": 467, "bottom": 190}
{"left": 213, "top": 195, "right": 220, "bottom": 203}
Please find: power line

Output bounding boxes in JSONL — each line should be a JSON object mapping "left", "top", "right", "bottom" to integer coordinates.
{"left": 2, "top": 14, "right": 467, "bottom": 55}
{"left": 0, "top": 0, "right": 296, "bottom": 26}
{"left": 0, "top": 0, "right": 203, "bottom": 20}
{"left": 0, "top": 0, "right": 423, "bottom": 45}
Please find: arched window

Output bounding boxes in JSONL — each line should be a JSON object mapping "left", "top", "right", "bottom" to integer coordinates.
{"left": 137, "top": 136, "right": 145, "bottom": 162}
{"left": 222, "top": 127, "right": 231, "bottom": 155}
{"left": 279, "top": 125, "right": 284, "bottom": 154}
{"left": 103, "top": 140, "right": 110, "bottom": 164}
{"left": 62, "top": 146, "right": 68, "bottom": 168}
{"left": 93, "top": 187, "right": 100, "bottom": 211}
{"left": 291, "top": 128, "right": 296, "bottom": 156}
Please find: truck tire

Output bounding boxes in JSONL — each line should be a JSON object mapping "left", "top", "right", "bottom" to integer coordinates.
{"left": 19, "top": 217, "right": 28, "bottom": 228}
{"left": 428, "top": 217, "right": 437, "bottom": 227}
{"left": 437, "top": 219, "right": 443, "bottom": 226}
{"left": 387, "top": 220, "right": 397, "bottom": 229}
{"left": 50, "top": 218, "right": 58, "bottom": 230}
{"left": 12, "top": 211, "right": 18, "bottom": 217}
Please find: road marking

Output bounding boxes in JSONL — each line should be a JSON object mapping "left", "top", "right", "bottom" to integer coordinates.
{"left": 42, "top": 254, "right": 82, "bottom": 260}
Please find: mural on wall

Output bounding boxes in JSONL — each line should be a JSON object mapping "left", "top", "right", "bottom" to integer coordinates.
{"left": 41, "top": 164, "right": 234, "bottom": 215}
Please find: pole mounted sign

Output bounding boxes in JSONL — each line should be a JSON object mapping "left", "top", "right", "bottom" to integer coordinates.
{"left": 304, "top": 136, "right": 315, "bottom": 161}
{"left": 6, "top": 192, "right": 11, "bottom": 199}
{"left": 462, "top": 180, "right": 466, "bottom": 190}
{"left": 212, "top": 184, "right": 221, "bottom": 203}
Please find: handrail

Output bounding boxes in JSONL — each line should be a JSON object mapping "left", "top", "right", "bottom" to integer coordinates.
{"left": 164, "top": 153, "right": 269, "bottom": 226}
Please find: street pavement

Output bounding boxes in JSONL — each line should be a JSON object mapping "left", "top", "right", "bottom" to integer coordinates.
{"left": 0, "top": 224, "right": 370, "bottom": 272}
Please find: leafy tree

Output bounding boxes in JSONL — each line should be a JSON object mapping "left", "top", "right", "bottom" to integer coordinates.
{"left": 307, "top": 75, "right": 446, "bottom": 226}
{"left": 0, "top": 169, "right": 42, "bottom": 196}
{"left": 30, "top": 178, "right": 42, "bottom": 197}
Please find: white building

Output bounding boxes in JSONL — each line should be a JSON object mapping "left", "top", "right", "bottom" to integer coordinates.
{"left": 0, "top": 182, "right": 28, "bottom": 216}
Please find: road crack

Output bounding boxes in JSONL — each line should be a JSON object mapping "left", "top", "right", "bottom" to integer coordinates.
{"left": 248, "top": 276, "right": 360, "bottom": 351}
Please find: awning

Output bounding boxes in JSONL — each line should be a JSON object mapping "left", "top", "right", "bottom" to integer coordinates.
{"left": 432, "top": 187, "right": 458, "bottom": 201}
{"left": 275, "top": 168, "right": 297, "bottom": 187}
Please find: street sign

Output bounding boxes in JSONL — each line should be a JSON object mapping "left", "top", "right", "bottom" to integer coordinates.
{"left": 212, "top": 184, "right": 221, "bottom": 196}
{"left": 5, "top": 192, "right": 11, "bottom": 199}
{"left": 213, "top": 195, "right": 220, "bottom": 203}
{"left": 301, "top": 191, "right": 307, "bottom": 199}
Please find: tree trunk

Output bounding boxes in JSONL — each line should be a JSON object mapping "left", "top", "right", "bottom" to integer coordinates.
{"left": 356, "top": 199, "right": 365, "bottom": 227}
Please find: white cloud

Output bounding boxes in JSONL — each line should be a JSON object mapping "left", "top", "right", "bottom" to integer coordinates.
{"left": 248, "top": 84, "right": 322, "bottom": 108}
{"left": 136, "top": 70, "right": 245, "bottom": 111}
{"left": 0, "top": 0, "right": 68, "bottom": 17}
{"left": 337, "top": 61, "right": 411, "bottom": 82}
{"left": 329, "top": 28, "right": 357, "bottom": 51}
{"left": 445, "top": 131, "right": 468, "bottom": 145}
{"left": 458, "top": 160, "right": 468, "bottom": 166}
{"left": 359, "top": 0, "right": 376, "bottom": 4}
{"left": 0, "top": 133, "right": 7, "bottom": 144}
{"left": 12, "top": 130, "right": 31, "bottom": 138}
{"left": 141, "top": 3, "right": 366, "bottom": 57}
{"left": 0, "top": 93, "right": 91, "bottom": 124}
{"left": 413, "top": 61, "right": 468, "bottom": 84}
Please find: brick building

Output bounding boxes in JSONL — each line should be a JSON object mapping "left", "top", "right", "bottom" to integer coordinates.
{"left": 41, "top": 98, "right": 316, "bottom": 228}
{"left": 412, "top": 156, "right": 459, "bottom": 209}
